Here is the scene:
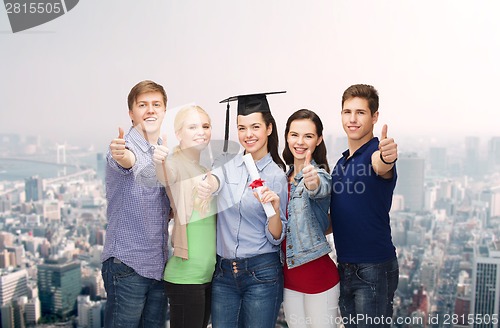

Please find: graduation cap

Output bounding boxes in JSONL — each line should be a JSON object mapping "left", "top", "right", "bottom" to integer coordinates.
{"left": 219, "top": 91, "right": 286, "bottom": 151}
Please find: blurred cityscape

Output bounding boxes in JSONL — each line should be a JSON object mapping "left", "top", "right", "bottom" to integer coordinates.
{"left": 0, "top": 132, "right": 500, "bottom": 327}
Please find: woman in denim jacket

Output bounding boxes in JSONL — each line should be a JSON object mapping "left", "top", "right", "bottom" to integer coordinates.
{"left": 282, "top": 109, "right": 340, "bottom": 328}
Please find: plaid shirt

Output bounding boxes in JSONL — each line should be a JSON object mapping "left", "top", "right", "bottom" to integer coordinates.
{"left": 102, "top": 127, "right": 170, "bottom": 281}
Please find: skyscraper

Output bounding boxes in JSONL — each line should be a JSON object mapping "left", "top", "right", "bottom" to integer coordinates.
{"left": 0, "top": 269, "right": 29, "bottom": 307}
{"left": 37, "top": 260, "right": 81, "bottom": 319}
{"left": 77, "top": 295, "right": 103, "bottom": 328}
{"left": 464, "top": 136, "right": 481, "bottom": 177}
{"left": 394, "top": 153, "right": 425, "bottom": 212}
{"left": 471, "top": 242, "right": 500, "bottom": 327}
{"left": 488, "top": 136, "right": 500, "bottom": 168}
{"left": 24, "top": 176, "right": 43, "bottom": 202}
{"left": 428, "top": 147, "right": 447, "bottom": 175}
{"left": 96, "top": 152, "right": 106, "bottom": 182}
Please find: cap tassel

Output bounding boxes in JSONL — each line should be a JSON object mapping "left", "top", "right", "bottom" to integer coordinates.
{"left": 223, "top": 102, "right": 230, "bottom": 152}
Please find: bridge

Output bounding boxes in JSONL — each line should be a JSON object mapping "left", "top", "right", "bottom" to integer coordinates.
{"left": 0, "top": 157, "right": 82, "bottom": 168}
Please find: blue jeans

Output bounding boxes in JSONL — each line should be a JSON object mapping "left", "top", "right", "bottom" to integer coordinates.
{"left": 211, "top": 252, "right": 283, "bottom": 328}
{"left": 101, "top": 258, "right": 168, "bottom": 328}
{"left": 338, "top": 258, "right": 399, "bottom": 328}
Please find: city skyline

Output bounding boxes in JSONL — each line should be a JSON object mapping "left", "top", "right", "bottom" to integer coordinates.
{"left": 1, "top": 1, "right": 500, "bottom": 150}
{"left": 1, "top": 131, "right": 500, "bottom": 326}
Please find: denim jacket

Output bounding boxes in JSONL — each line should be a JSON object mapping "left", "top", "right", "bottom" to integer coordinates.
{"left": 285, "top": 160, "right": 332, "bottom": 269}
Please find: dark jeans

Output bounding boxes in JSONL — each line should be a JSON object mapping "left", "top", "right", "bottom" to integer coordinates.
{"left": 101, "top": 258, "right": 168, "bottom": 328}
{"left": 338, "top": 257, "right": 399, "bottom": 328}
{"left": 211, "top": 252, "right": 283, "bottom": 328}
{"left": 165, "top": 281, "right": 212, "bottom": 328}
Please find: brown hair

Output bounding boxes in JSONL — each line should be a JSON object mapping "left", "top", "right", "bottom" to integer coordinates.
{"left": 283, "top": 109, "right": 330, "bottom": 172}
{"left": 127, "top": 80, "right": 167, "bottom": 111}
{"left": 342, "top": 84, "right": 379, "bottom": 115}
{"left": 259, "top": 112, "right": 286, "bottom": 172}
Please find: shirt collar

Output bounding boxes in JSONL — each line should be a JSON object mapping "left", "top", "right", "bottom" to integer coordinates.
{"left": 342, "top": 137, "right": 379, "bottom": 160}
{"left": 128, "top": 126, "right": 161, "bottom": 153}
{"left": 236, "top": 152, "right": 273, "bottom": 172}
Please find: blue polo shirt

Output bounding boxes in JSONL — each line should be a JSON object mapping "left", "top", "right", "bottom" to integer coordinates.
{"left": 330, "top": 137, "right": 397, "bottom": 264}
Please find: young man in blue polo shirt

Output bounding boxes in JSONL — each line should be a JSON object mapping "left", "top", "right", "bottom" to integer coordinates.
{"left": 330, "top": 84, "right": 399, "bottom": 328}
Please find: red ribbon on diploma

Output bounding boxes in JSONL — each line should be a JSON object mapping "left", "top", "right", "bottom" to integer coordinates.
{"left": 249, "top": 178, "right": 265, "bottom": 189}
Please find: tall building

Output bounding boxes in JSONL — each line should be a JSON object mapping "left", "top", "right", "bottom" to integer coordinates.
{"left": 24, "top": 176, "right": 43, "bottom": 202}
{"left": 464, "top": 136, "right": 481, "bottom": 177}
{"left": 37, "top": 260, "right": 81, "bottom": 319}
{"left": 428, "top": 147, "right": 447, "bottom": 175}
{"left": 0, "top": 269, "right": 29, "bottom": 307}
{"left": 0, "top": 250, "right": 10, "bottom": 268}
{"left": 0, "top": 196, "right": 12, "bottom": 213}
{"left": 42, "top": 200, "right": 61, "bottom": 222}
{"left": 13, "top": 296, "right": 26, "bottom": 328}
{"left": 1, "top": 303, "right": 14, "bottom": 328}
{"left": 24, "top": 296, "right": 41, "bottom": 326}
{"left": 0, "top": 232, "right": 14, "bottom": 249}
{"left": 488, "top": 137, "right": 500, "bottom": 167}
{"left": 96, "top": 152, "right": 106, "bottom": 182}
{"left": 394, "top": 153, "right": 425, "bottom": 212}
{"left": 454, "top": 271, "right": 472, "bottom": 328}
{"left": 471, "top": 242, "right": 500, "bottom": 327}
{"left": 479, "top": 188, "right": 500, "bottom": 226}
{"left": 77, "top": 295, "right": 103, "bottom": 328}
{"left": 5, "top": 245, "right": 25, "bottom": 268}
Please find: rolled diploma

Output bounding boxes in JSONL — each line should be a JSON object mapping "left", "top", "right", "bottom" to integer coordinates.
{"left": 242, "top": 153, "right": 276, "bottom": 218}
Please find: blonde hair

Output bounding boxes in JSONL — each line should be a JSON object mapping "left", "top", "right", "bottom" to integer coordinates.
{"left": 173, "top": 106, "right": 213, "bottom": 216}
{"left": 173, "top": 105, "right": 211, "bottom": 154}
{"left": 174, "top": 105, "right": 211, "bottom": 133}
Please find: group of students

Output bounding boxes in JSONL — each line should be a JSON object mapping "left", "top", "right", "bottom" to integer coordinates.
{"left": 101, "top": 80, "right": 399, "bottom": 328}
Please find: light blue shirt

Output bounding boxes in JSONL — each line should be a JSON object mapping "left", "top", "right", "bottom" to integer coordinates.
{"left": 102, "top": 127, "right": 170, "bottom": 281}
{"left": 213, "top": 152, "right": 287, "bottom": 259}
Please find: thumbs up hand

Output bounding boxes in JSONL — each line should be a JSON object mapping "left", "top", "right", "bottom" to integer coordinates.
{"left": 153, "top": 133, "right": 170, "bottom": 165}
{"left": 110, "top": 127, "right": 127, "bottom": 161}
{"left": 197, "top": 171, "right": 218, "bottom": 200}
{"left": 378, "top": 124, "right": 398, "bottom": 165}
{"left": 302, "top": 150, "right": 320, "bottom": 190}
{"left": 109, "top": 127, "right": 135, "bottom": 168}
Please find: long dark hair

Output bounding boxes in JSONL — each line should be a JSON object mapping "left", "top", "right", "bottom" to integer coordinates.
{"left": 282, "top": 109, "right": 330, "bottom": 172}
{"left": 262, "top": 112, "right": 286, "bottom": 172}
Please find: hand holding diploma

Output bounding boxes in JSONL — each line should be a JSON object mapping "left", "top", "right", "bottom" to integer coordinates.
{"left": 243, "top": 153, "right": 277, "bottom": 218}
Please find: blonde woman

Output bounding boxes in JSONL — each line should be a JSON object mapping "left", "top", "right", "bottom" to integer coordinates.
{"left": 153, "top": 105, "right": 216, "bottom": 328}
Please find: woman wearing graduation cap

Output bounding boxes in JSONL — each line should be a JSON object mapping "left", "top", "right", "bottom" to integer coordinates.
{"left": 198, "top": 91, "right": 288, "bottom": 328}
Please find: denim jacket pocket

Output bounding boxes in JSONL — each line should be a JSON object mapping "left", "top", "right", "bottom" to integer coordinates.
{"left": 290, "top": 185, "right": 304, "bottom": 199}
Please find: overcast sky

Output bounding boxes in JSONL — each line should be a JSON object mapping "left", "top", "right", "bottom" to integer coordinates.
{"left": 1, "top": 1, "right": 499, "bottom": 153}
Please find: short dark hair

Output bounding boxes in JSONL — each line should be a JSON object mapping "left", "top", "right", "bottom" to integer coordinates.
{"left": 127, "top": 80, "right": 167, "bottom": 111}
{"left": 342, "top": 84, "right": 379, "bottom": 115}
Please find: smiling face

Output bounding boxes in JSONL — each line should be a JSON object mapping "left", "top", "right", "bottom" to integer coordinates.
{"left": 237, "top": 112, "right": 272, "bottom": 161}
{"left": 129, "top": 91, "right": 166, "bottom": 140}
{"left": 287, "top": 119, "right": 322, "bottom": 165}
{"left": 341, "top": 96, "right": 378, "bottom": 147}
{"left": 176, "top": 110, "right": 211, "bottom": 151}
